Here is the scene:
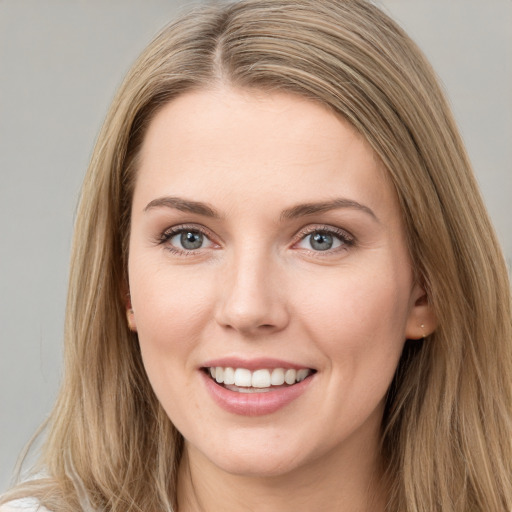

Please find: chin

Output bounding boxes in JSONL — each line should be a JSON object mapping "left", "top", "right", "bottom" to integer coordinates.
{"left": 217, "top": 456, "right": 303, "bottom": 479}
{"left": 198, "top": 437, "right": 314, "bottom": 479}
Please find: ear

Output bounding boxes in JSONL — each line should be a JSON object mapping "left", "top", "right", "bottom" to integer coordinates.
{"left": 126, "top": 307, "right": 137, "bottom": 332}
{"left": 405, "top": 283, "right": 437, "bottom": 340}
{"left": 122, "top": 282, "right": 138, "bottom": 332}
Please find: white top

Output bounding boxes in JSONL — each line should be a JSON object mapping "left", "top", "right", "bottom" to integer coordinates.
{"left": 0, "top": 498, "right": 50, "bottom": 512}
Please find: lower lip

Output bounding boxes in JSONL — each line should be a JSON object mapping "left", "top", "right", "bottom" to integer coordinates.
{"left": 201, "top": 371, "right": 314, "bottom": 416}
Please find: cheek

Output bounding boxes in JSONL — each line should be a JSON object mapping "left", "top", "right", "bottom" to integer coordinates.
{"left": 129, "top": 257, "right": 216, "bottom": 366}
{"left": 128, "top": 261, "right": 218, "bottom": 426}
{"left": 294, "top": 265, "right": 412, "bottom": 369}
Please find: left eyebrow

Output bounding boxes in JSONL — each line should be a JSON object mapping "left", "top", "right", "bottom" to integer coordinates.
{"left": 280, "top": 198, "right": 378, "bottom": 222}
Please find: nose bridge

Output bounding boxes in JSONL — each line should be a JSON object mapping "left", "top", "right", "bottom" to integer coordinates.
{"left": 215, "top": 242, "right": 288, "bottom": 335}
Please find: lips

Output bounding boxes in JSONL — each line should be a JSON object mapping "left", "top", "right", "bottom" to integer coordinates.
{"left": 201, "top": 359, "right": 316, "bottom": 415}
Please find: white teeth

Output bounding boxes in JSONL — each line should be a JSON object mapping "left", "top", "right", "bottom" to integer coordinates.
{"left": 252, "top": 369, "right": 271, "bottom": 388}
{"left": 223, "top": 367, "right": 235, "bottom": 385}
{"left": 270, "top": 368, "right": 285, "bottom": 386}
{"left": 234, "top": 368, "right": 252, "bottom": 387}
{"left": 296, "top": 369, "right": 309, "bottom": 382}
{"left": 284, "top": 369, "right": 296, "bottom": 385}
{"left": 207, "top": 366, "right": 313, "bottom": 388}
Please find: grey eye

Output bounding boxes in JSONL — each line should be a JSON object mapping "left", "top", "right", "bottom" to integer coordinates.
{"left": 310, "top": 232, "right": 334, "bottom": 251}
{"left": 182, "top": 231, "right": 203, "bottom": 250}
{"left": 297, "top": 231, "right": 344, "bottom": 251}
{"left": 170, "top": 230, "right": 207, "bottom": 250}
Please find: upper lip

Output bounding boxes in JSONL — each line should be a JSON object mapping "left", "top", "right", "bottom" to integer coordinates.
{"left": 201, "top": 357, "right": 315, "bottom": 371}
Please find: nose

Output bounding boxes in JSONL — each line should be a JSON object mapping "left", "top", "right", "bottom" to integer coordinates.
{"left": 214, "top": 248, "right": 290, "bottom": 337}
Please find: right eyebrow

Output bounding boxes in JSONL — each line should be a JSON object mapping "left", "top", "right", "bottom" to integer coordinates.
{"left": 143, "top": 196, "right": 220, "bottom": 218}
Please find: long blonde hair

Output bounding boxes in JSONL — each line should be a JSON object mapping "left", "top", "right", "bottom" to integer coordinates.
{"left": 3, "top": 1, "right": 511, "bottom": 510}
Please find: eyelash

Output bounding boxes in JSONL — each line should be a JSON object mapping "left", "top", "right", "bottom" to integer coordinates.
{"left": 158, "top": 224, "right": 216, "bottom": 255}
{"left": 293, "top": 225, "right": 355, "bottom": 254}
{"left": 157, "top": 224, "right": 355, "bottom": 255}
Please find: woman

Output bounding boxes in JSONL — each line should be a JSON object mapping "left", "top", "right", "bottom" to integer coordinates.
{"left": 1, "top": 0, "right": 511, "bottom": 510}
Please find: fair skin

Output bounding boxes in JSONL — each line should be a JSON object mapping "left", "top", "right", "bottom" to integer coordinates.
{"left": 127, "top": 87, "right": 435, "bottom": 512}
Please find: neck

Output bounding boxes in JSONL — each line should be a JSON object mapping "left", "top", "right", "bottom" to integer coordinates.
{"left": 176, "top": 437, "right": 386, "bottom": 512}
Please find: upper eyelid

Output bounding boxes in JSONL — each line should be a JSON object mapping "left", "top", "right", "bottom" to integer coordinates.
{"left": 294, "top": 224, "right": 354, "bottom": 241}
{"left": 161, "top": 223, "right": 213, "bottom": 238}
{"left": 157, "top": 224, "right": 218, "bottom": 249}
{"left": 158, "top": 225, "right": 218, "bottom": 255}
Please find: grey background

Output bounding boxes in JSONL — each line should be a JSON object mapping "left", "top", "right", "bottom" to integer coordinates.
{"left": 1, "top": 0, "right": 510, "bottom": 492}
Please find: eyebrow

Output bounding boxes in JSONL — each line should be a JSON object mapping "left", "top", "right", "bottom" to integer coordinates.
{"left": 280, "top": 198, "right": 378, "bottom": 222}
{"left": 144, "top": 195, "right": 378, "bottom": 222}
{"left": 144, "top": 196, "right": 220, "bottom": 218}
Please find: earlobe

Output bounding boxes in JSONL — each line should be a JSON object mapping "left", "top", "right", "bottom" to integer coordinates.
{"left": 405, "top": 285, "right": 437, "bottom": 340}
{"left": 124, "top": 288, "right": 138, "bottom": 332}
{"left": 126, "top": 308, "right": 137, "bottom": 332}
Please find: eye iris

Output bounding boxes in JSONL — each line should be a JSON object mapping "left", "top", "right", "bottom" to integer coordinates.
{"left": 180, "top": 231, "right": 203, "bottom": 250}
{"left": 310, "top": 232, "right": 333, "bottom": 251}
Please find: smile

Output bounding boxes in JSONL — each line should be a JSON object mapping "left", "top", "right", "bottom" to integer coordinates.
{"left": 205, "top": 367, "right": 315, "bottom": 393}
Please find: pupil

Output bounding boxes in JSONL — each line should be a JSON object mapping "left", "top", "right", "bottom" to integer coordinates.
{"left": 181, "top": 231, "right": 203, "bottom": 250}
{"left": 311, "top": 232, "right": 333, "bottom": 251}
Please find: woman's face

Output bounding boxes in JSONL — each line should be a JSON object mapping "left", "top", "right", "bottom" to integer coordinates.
{"left": 128, "top": 87, "right": 430, "bottom": 478}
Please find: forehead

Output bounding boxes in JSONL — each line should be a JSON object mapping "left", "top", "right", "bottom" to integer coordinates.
{"left": 133, "top": 87, "right": 397, "bottom": 220}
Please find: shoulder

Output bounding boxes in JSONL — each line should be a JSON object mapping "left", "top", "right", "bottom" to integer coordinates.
{"left": 0, "top": 498, "right": 51, "bottom": 512}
